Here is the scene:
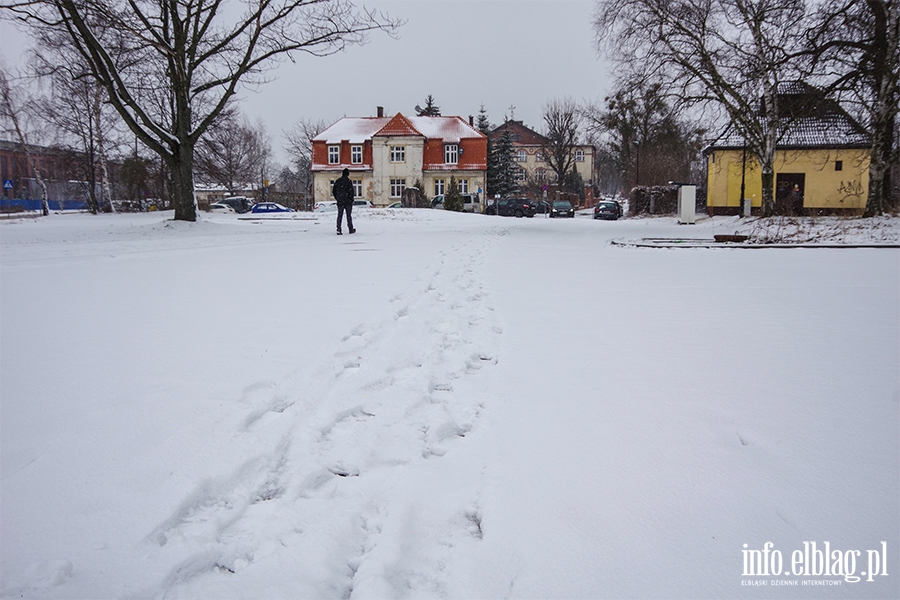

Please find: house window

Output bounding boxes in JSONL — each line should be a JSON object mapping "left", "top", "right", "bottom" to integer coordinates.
{"left": 445, "top": 144, "right": 459, "bottom": 164}
{"left": 835, "top": 160, "right": 843, "bottom": 171}
{"left": 352, "top": 179, "right": 362, "bottom": 197}
{"left": 536, "top": 168, "right": 547, "bottom": 182}
{"left": 516, "top": 149, "right": 527, "bottom": 162}
{"left": 575, "top": 149, "right": 585, "bottom": 162}
{"left": 328, "top": 146, "right": 340, "bottom": 164}
{"left": 351, "top": 145, "right": 363, "bottom": 164}
{"left": 390, "top": 178, "right": 406, "bottom": 198}
{"left": 536, "top": 152, "right": 545, "bottom": 162}
{"left": 434, "top": 179, "right": 445, "bottom": 196}
{"left": 458, "top": 179, "right": 469, "bottom": 194}
{"left": 390, "top": 146, "right": 405, "bottom": 162}
{"left": 515, "top": 168, "right": 526, "bottom": 182}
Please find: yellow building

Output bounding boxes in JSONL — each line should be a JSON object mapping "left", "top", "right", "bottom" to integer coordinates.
{"left": 705, "top": 83, "right": 871, "bottom": 215}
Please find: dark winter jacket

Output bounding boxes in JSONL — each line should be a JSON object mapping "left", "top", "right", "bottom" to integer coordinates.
{"left": 332, "top": 176, "right": 354, "bottom": 207}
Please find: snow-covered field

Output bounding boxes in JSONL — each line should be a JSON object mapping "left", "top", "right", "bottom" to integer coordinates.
{"left": 1, "top": 209, "right": 897, "bottom": 599}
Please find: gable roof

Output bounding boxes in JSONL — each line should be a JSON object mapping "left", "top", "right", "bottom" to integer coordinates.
{"left": 374, "top": 113, "right": 423, "bottom": 137}
{"left": 314, "top": 114, "right": 486, "bottom": 144}
{"left": 708, "top": 82, "right": 871, "bottom": 151}
{"left": 488, "top": 120, "right": 549, "bottom": 145}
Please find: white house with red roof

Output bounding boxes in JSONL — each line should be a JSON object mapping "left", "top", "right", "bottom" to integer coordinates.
{"left": 311, "top": 108, "right": 488, "bottom": 207}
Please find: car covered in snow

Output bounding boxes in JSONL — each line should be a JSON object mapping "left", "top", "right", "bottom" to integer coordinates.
{"left": 314, "top": 201, "right": 337, "bottom": 212}
{"left": 593, "top": 200, "right": 623, "bottom": 220}
{"left": 250, "top": 202, "right": 294, "bottom": 213}
{"left": 208, "top": 202, "right": 235, "bottom": 213}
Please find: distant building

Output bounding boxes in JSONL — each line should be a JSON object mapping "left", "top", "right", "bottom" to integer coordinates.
{"left": 488, "top": 120, "right": 596, "bottom": 205}
{"left": 704, "top": 82, "right": 871, "bottom": 215}
{"left": 0, "top": 140, "right": 104, "bottom": 210}
{"left": 311, "top": 108, "right": 487, "bottom": 207}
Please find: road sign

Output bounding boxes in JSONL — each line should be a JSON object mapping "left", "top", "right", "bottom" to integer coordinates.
{"left": 3, "top": 180, "right": 12, "bottom": 190}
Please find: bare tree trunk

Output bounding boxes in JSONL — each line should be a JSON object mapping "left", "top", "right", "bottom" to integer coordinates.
{"left": 92, "top": 86, "right": 116, "bottom": 214}
{"left": 760, "top": 80, "right": 780, "bottom": 217}
{"left": 864, "top": 0, "right": 899, "bottom": 216}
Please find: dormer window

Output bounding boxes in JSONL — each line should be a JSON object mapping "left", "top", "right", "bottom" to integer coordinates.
{"left": 390, "top": 146, "right": 405, "bottom": 162}
{"left": 328, "top": 146, "right": 339, "bottom": 164}
{"left": 351, "top": 145, "right": 362, "bottom": 164}
{"left": 445, "top": 144, "right": 459, "bottom": 164}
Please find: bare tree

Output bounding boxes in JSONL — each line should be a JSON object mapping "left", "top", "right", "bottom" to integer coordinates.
{"left": 541, "top": 97, "right": 581, "bottom": 189}
{"left": 0, "top": 65, "right": 50, "bottom": 215}
{"left": 284, "top": 116, "right": 329, "bottom": 206}
{"left": 583, "top": 77, "right": 706, "bottom": 195}
{"left": 29, "top": 28, "right": 122, "bottom": 213}
{"left": 595, "top": 0, "right": 810, "bottom": 216}
{"left": 809, "top": 0, "right": 900, "bottom": 215}
{"left": 6, "top": 0, "right": 400, "bottom": 222}
{"left": 194, "top": 110, "right": 271, "bottom": 196}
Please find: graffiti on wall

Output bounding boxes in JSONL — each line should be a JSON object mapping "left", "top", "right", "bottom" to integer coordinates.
{"left": 837, "top": 180, "right": 864, "bottom": 203}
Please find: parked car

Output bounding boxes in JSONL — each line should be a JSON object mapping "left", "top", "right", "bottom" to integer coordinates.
{"left": 486, "top": 198, "right": 536, "bottom": 218}
{"left": 219, "top": 196, "right": 252, "bottom": 213}
{"left": 314, "top": 201, "right": 338, "bottom": 212}
{"left": 353, "top": 199, "right": 375, "bottom": 209}
{"left": 532, "top": 200, "right": 550, "bottom": 214}
{"left": 208, "top": 202, "right": 235, "bottom": 213}
{"left": 432, "top": 194, "right": 481, "bottom": 213}
{"left": 593, "top": 199, "right": 623, "bottom": 220}
{"left": 386, "top": 201, "right": 403, "bottom": 209}
{"left": 550, "top": 200, "right": 575, "bottom": 218}
{"left": 250, "top": 202, "right": 294, "bottom": 213}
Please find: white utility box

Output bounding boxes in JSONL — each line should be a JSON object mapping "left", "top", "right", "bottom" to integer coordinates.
{"left": 677, "top": 185, "right": 697, "bottom": 224}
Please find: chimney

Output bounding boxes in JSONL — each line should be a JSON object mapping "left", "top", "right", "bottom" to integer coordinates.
{"left": 377, "top": 106, "right": 384, "bottom": 117}
{"left": 469, "top": 115, "right": 474, "bottom": 127}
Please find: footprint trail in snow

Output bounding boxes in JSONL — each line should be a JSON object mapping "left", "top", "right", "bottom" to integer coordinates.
{"left": 145, "top": 230, "right": 504, "bottom": 599}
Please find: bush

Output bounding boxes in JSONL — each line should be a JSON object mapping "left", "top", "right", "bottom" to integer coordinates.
{"left": 629, "top": 185, "right": 678, "bottom": 215}
{"left": 444, "top": 176, "right": 464, "bottom": 212}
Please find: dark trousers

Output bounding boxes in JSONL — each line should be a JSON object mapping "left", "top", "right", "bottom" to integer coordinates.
{"left": 337, "top": 204, "right": 353, "bottom": 232}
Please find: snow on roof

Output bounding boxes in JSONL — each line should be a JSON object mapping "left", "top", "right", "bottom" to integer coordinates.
{"left": 314, "top": 114, "right": 484, "bottom": 144}
{"left": 711, "top": 113, "right": 871, "bottom": 150}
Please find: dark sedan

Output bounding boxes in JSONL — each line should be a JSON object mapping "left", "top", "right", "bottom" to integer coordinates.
{"left": 550, "top": 200, "right": 575, "bottom": 218}
{"left": 593, "top": 200, "right": 623, "bottom": 220}
{"left": 488, "top": 198, "right": 535, "bottom": 218}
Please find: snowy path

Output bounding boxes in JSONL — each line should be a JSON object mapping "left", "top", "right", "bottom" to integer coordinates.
{"left": 139, "top": 227, "right": 507, "bottom": 599}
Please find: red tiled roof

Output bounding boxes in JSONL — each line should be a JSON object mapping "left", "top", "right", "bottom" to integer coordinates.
{"left": 374, "top": 113, "right": 423, "bottom": 137}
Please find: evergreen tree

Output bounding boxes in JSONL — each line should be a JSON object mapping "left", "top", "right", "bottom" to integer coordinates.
{"left": 488, "top": 123, "right": 520, "bottom": 199}
{"left": 563, "top": 168, "right": 585, "bottom": 203}
{"left": 415, "top": 95, "right": 441, "bottom": 116}
{"left": 476, "top": 104, "right": 492, "bottom": 134}
{"left": 444, "top": 175, "right": 464, "bottom": 211}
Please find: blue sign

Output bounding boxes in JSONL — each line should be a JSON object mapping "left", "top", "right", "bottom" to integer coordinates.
{"left": 3, "top": 180, "right": 12, "bottom": 190}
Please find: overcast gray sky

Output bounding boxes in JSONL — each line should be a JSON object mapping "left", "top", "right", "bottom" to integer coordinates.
{"left": 1, "top": 0, "right": 612, "bottom": 165}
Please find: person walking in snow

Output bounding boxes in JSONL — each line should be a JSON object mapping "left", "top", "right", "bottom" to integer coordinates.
{"left": 332, "top": 168, "right": 355, "bottom": 235}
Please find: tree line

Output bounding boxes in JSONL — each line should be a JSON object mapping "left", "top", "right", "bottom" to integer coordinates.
{"left": 2, "top": 0, "right": 894, "bottom": 218}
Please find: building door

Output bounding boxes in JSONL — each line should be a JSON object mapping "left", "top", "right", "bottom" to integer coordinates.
{"left": 776, "top": 173, "right": 805, "bottom": 215}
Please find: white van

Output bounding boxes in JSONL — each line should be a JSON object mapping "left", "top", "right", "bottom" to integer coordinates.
{"left": 431, "top": 194, "right": 481, "bottom": 213}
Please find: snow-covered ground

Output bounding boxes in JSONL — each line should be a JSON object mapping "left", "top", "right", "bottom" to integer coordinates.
{"left": 1, "top": 209, "right": 897, "bottom": 599}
